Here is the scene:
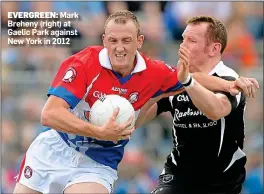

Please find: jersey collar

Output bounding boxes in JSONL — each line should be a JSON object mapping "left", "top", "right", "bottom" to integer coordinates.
{"left": 208, "top": 61, "right": 224, "bottom": 75}
{"left": 99, "top": 48, "right": 146, "bottom": 74}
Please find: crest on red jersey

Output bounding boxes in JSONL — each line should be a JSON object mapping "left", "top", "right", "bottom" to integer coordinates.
{"left": 63, "top": 67, "right": 77, "bottom": 83}
{"left": 129, "top": 92, "right": 139, "bottom": 104}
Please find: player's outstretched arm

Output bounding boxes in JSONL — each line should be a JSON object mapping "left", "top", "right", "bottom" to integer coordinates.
{"left": 192, "top": 73, "right": 259, "bottom": 98}
{"left": 192, "top": 73, "right": 236, "bottom": 93}
{"left": 180, "top": 73, "right": 233, "bottom": 120}
{"left": 41, "top": 95, "right": 134, "bottom": 142}
{"left": 178, "top": 46, "right": 259, "bottom": 98}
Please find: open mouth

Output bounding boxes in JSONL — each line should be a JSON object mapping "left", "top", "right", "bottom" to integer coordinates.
{"left": 115, "top": 54, "right": 126, "bottom": 58}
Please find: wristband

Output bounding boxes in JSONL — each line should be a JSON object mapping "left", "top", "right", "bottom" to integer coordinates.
{"left": 182, "top": 74, "right": 193, "bottom": 87}
{"left": 184, "top": 78, "right": 195, "bottom": 89}
{"left": 181, "top": 74, "right": 191, "bottom": 85}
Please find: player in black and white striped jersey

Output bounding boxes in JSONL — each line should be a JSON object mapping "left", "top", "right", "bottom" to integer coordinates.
{"left": 143, "top": 16, "right": 260, "bottom": 194}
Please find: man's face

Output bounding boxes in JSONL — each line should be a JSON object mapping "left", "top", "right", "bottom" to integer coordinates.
{"left": 181, "top": 23, "right": 211, "bottom": 72}
{"left": 103, "top": 19, "right": 144, "bottom": 70}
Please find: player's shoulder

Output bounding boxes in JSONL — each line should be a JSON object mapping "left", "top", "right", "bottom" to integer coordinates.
{"left": 62, "top": 45, "right": 103, "bottom": 69}
{"left": 141, "top": 53, "right": 175, "bottom": 72}
{"left": 72, "top": 45, "right": 103, "bottom": 63}
{"left": 141, "top": 53, "right": 165, "bottom": 67}
{"left": 211, "top": 61, "right": 239, "bottom": 79}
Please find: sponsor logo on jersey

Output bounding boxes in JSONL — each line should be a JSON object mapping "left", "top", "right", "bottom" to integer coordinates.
{"left": 174, "top": 108, "right": 204, "bottom": 121}
{"left": 24, "top": 166, "right": 33, "bottom": 179}
{"left": 129, "top": 92, "right": 139, "bottom": 104}
{"left": 62, "top": 67, "right": 77, "bottom": 83}
{"left": 93, "top": 91, "right": 106, "bottom": 99}
{"left": 111, "top": 87, "right": 127, "bottom": 95}
{"left": 177, "top": 95, "right": 189, "bottom": 102}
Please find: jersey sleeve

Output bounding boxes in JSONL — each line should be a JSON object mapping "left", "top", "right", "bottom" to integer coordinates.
{"left": 157, "top": 97, "right": 172, "bottom": 115}
{"left": 153, "top": 63, "right": 183, "bottom": 98}
{"left": 47, "top": 56, "right": 87, "bottom": 109}
{"left": 215, "top": 76, "right": 242, "bottom": 111}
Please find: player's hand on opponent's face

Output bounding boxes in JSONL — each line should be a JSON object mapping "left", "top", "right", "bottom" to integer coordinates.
{"left": 229, "top": 76, "right": 259, "bottom": 98}
{"left": 177, "top": 45, "right": 191, "bottom": 83}
{"left": 99, "top": 107, "right": 135, "bottom": 144}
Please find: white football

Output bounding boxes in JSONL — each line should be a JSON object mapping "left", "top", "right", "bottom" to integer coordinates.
{"left": 89, "top": 94, "right": 135, "bottom": 129}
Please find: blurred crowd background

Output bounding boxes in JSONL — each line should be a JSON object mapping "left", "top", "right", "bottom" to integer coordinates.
{"left": 1, "top": 1, "right": 263, "bottom": 194}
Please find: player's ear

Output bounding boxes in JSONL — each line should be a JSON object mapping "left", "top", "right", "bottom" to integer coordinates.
{"left": 137, "top": 35, "right": 144, "bottom": 49}
{"left": 209, "top": 42, "right": 221, "bottom": 57}
{"left": 102, "top": 34, "right": 106, "bottom": 47}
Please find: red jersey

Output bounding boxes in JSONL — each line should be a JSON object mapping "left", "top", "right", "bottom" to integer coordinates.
{"left": 47, "top": 46, "right": 183, "bottom": 169}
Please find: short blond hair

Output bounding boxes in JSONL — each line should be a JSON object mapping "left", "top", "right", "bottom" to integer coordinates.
{"left": 105, "top": 10, "right": 141, "bottom": 36}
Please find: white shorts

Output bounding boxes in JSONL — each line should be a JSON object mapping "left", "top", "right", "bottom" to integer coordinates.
{"left": 16, "top": 129, "right": 118, "bottom": 193}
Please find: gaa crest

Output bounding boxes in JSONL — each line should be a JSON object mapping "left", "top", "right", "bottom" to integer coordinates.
{"left": 129, "top": 92, "right": 139, "bottom": 104}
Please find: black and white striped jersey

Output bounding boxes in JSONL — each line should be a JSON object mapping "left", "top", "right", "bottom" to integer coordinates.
{"left": 157, "top": 61, "right": 247, "bottom": 174}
